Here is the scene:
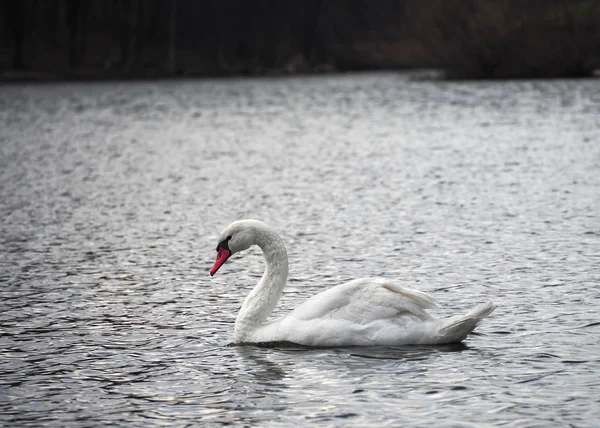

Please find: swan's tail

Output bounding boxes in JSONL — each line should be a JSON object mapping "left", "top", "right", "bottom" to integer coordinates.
{"left": 436, "top": 302, "right": 497, "bottom": 343}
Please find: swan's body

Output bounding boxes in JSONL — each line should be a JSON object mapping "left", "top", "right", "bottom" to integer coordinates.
{"left": 210, "top": 219, "right": 496, "bottom": 347}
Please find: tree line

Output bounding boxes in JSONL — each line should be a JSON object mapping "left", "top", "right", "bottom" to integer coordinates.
{"left": 1, "top": 0, "right": 599, "bottom": 79}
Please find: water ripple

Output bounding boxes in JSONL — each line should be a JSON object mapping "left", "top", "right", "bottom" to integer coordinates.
{"left": 1, "top": 73, "right": 599, "bottom": 426}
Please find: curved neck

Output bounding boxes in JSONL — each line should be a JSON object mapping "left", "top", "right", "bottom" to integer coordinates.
{"left": 234, "top": 226, "right": 288, "bottom": 342}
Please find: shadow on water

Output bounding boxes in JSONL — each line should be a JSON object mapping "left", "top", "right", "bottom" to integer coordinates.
{"left": 236, "top": 340, "right": 468, "bottom": 354}
{"left": 233, "top": 341, "right": 469, "bottom": 377}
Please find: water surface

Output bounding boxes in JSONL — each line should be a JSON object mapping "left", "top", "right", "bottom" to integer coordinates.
{"left": 1, "top": 73, "right": 599, "bottom": 426}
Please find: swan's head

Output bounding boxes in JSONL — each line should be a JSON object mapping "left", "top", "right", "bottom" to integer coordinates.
{"left": 209, "top": 219, "right": 265, "bottom": 276}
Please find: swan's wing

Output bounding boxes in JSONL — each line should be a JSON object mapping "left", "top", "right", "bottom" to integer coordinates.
{"left": 252, "top": 278, "right": 442, "bottom": 346}
{"left": 288, "top": 278, "right": 439, "bottom": 324}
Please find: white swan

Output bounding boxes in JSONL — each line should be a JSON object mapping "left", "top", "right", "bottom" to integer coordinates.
{"left": 210, "top": 219, "right": 496, "bottom": 346}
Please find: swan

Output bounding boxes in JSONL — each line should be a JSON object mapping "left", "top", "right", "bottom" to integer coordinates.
{"left": 210, "top": 219, "right": 496, "bottom": 346}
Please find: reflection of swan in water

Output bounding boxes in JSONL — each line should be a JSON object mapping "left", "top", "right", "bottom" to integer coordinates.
{"left": 347, "top": 342, "right": 468, "bottom": 361}
{"left": 235, "top": 342, "right": 467, "bottom": 385}
{"left": 210, "top": 220, "right": 496, "bottom": 347}
{"left": 235, "top": 345, "right": 290, "bottom": 382}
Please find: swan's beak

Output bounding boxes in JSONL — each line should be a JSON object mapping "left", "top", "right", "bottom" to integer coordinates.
{"left": 210, "top": 247, "right": 231, "bottom": 276}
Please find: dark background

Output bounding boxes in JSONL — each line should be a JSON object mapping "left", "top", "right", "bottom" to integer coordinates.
{"left": 2, "top": 0, "right": 600, "bottom": 80}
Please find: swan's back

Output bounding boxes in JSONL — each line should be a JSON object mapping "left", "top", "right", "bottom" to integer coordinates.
{"left": 250, "top": 278, "right": 495, "bottom": 346}
{"left": 290, "top": 278, "right": 437, "bottom": 322}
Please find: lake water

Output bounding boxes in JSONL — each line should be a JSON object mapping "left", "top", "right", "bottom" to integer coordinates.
{"left": 1, "top": 73, "right": 599, "bottom": 426}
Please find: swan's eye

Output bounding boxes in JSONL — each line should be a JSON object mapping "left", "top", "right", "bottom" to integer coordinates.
{"left": 216, "top": 236, "right": 232, "bottom": 251}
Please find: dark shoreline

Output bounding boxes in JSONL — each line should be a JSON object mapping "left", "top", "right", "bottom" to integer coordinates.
{"left": 3, "top": 1, "right": 600, "bottom": 83}
{"left": 2, "top": 67, "right": 598, "bottom": 85}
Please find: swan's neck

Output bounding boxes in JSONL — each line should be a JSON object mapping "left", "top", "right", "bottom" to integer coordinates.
{"left": 234, "top": 228, "right": 288, "bottom": 342}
